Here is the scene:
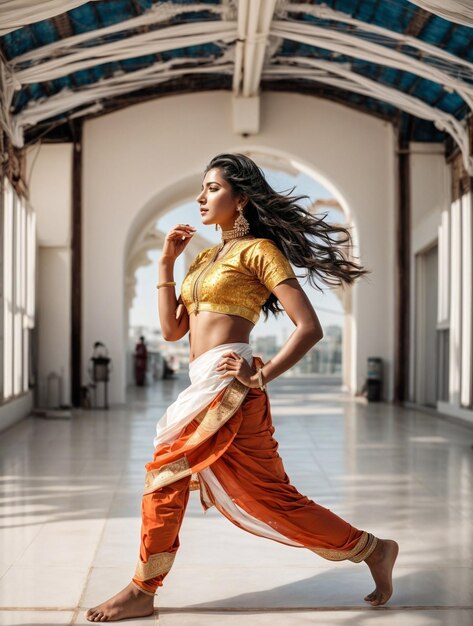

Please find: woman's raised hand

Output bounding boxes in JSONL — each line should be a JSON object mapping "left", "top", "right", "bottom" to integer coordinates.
{"left": 161, "top": 224, "right": 196, "bottom": 261}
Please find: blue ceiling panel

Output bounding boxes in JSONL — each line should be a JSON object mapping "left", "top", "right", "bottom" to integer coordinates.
{"left": 1, "top": 0, "right": 472, "bottom": 143}
{"left": 94, "top": 0, "right": 136, "bottom": 27}
{"left": 67, "top": 4, "right": 99, "bottom": 35}
{"left": 3, "top": 26, "right": 36, "bottom": 58}
{"left": 28, "top": 20, "right": 58, "bottom": 48}
{"left": 436, "top": 90, "right": 467, "bottom": 116}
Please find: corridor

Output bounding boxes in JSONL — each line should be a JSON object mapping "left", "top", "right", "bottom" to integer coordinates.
{"left": 1, "top": 375, "right": 472, "bottom": 625}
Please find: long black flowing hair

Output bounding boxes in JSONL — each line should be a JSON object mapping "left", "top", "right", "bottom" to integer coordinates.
{"left": 205, "top": 153, "right": 370, "bottom": 319}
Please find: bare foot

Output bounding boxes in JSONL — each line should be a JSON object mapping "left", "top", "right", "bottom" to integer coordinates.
{"left": 363, "top": 539, "right": 399, "bottom": 606}
{"left": 85, "top": 582, "right": 154, "bottom": 622}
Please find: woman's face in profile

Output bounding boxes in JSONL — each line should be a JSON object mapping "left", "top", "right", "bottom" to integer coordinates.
{"left": 196, "top": 168, "right": 239, "bottom": 230}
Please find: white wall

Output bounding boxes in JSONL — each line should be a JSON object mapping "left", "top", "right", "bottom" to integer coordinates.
{"left": 83, "top": 91, "right": 396, "bottom": 404}
{"left": 26, "top": 143, "right": 72, "bottom": 246}
{"left": 0, "top": 392, "right": 34, "bottom": 433}
{"left": 408, "top": 143, "right": 450, "bottom": 402}
{"left": 37, "top": 248, "right": 71, "bottom": 407}
{"left": 26, "top": 143, "right": 72, "bottom": 407}
{"left": 410, "top": 143, "right": 448, "bottom": 252}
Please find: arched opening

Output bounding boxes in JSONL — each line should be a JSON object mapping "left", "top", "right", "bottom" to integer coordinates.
{"left": 124, "top": 149, "right": 359, "bottom": 394}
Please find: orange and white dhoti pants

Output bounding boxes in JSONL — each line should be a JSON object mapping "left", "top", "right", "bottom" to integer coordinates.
{"left": 131, "top": 343, "right": 378, "bottom": 595}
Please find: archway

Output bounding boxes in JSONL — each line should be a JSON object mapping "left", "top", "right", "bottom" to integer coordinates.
{"left": 124, "top": 148, "right": 359, "bottom": 393}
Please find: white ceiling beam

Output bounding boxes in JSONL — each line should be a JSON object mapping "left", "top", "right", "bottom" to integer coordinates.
{"left": 287, "top": 3, "right": 473, "bottom": 78}
{"left": 0, "top": 0, "right": 98, "bottom": 36}
{"left": 271, "top": 21, "right": 473, "bottom": 111}
{"left": 0, "top": 61, "right": 16, "bottom": 140}
{"left": 232, "top": 0, "right": 278, "bottom": 135}
{"left": 10, "top": 55, "right": 233, "bottom": 145}
{"left": 238, "top": 0, "right": 277, "bottom": 97}
{"left": 267, "top": 58, "right": 473, "bottom": 174}
{"left": 406, "top": 0, "right": 473, "bottom": 27}
{"left": 11, "top": 3, "right": 228, "bottom": 66}
{"left": 232, "top": 0, "right": 279, "bottom": 97}
{"left": 233, "top": 0, "right": 249, "bottom": 93}
{"left": 12, "top": 21, "right": 237, "bottom": 85}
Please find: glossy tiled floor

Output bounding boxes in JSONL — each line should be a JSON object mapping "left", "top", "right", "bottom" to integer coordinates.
{"left": 1, "top": 375, "right": 473, "bottom": 625}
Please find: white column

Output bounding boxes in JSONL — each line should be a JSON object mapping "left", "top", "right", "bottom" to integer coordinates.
{"left": 449, "top": 199, "right": 462, "bottom": 406}
{"left": 26, "top": 143, "right": 73, "bottom": 407}
{"left": 461, "top": 193, "right": 472, "bottom": 408}
{"left": 437, "top": 208, "right": 450, "bottom": 325}
{"left": 341, "top": 287, "right": 354, "bottom": 393}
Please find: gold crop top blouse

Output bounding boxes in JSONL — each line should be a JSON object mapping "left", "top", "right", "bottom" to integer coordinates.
{"left": 180, "top": 238, "right": 296, "bottom": 324}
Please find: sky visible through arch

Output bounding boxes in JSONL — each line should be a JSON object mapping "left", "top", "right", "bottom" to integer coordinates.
{"left": 129, "top": 168, "right": 348, "bottom": 344}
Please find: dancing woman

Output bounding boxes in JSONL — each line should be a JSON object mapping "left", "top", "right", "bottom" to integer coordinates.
{"left": 86, "top": 153, "right": 398, "bottom": 622}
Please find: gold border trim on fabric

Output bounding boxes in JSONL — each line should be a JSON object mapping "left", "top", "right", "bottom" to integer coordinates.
{"left": 186, "top": 301, "right": 259, "bottom": 324}
{"left": 189, "top": 472, "right": 200, "bottom": 491}
{"left": 134, "top": 551, "right": 176, "bottom": 581}
{"left": 349, "top": 532, "right": 378, "bottom": 563}
{"left": 187, "top": 377, "right": 250, "bottom": 445}
{"left": 143, "top": 377, "right": 250, "bottom": 494}
{"left": 308, "top": 531, "right": 378, "bottom": 562}
{"left": 144, "top": 457, "right": 191, "bottom": 494}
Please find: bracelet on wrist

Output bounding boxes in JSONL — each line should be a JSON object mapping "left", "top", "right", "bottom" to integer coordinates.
{"left": 156, "top": 281, "right": 176, "bottom": 289}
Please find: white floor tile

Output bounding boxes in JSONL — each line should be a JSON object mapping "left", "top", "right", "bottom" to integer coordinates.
{"left": 0, "top": 375, "right": 472, "bottom": 626}
{"left": 157, "top": 609, "right": 473, "bottom": 626}
{"left": 0, "top": 610, "right": 75, "bottom": 625}
{"left": 0, "top": 566, "right": 89, "bottom": 608}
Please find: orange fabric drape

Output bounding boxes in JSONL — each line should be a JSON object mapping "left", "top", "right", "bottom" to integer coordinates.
{"left": 202, "top": 386, "right": 367, "bottom": 557}
{"left": 132, "top": 368, "right": 377, "bottom": 595}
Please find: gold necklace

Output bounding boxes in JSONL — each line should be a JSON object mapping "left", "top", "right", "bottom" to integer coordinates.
{"left": 221, "top": 229, "right": 253, "bottom": 243}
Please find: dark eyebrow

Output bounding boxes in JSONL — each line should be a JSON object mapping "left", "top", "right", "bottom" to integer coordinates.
{"left": 201, "top": 181, "right": 221, "bottom": 189}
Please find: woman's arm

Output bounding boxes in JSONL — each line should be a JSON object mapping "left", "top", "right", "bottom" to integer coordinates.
{"left": 157, "top": 258, "right": 189, "bottom": 341}
{"left": 157, "top": 223, "right": 195, "bottom": 341}
{"left": 250, "top": 278, "right": 323, "bottom": 386}
{"left": 216, "top": 278, "right": 323, "bottom": 387}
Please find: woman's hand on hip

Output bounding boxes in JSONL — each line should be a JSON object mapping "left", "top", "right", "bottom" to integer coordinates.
{"left": 216, "top": 352, "right": 258, "bottom": 388}
{"left": 160, "top": 224, "right": 196, "bottom": 261}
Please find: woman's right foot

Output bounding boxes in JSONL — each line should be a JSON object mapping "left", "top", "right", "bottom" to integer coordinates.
{"left": 85, "top": 582, "right": 155, "bottom": 622}
{"left": 363, "top": 539, "right": 399, "bottom": 606}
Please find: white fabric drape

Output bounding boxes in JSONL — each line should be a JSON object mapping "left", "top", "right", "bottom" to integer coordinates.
{"left": 199, "top": 467, "right": 304, "bottom": 546}
{"left": 0, "top": 1, "right": 98, "bottom": 36}
{"left": 153, "top": 342, "right": 253, "bottom": 448}
{"left": 407, "top": 1, "right": 473, "bottom": 27}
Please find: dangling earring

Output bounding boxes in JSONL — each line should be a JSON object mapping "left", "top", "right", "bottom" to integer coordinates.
{"left": 233, "top": 205, "right": 250, "bottom": 237}
{"left": 215, "top": 224, "right": 219, "bottom": 231}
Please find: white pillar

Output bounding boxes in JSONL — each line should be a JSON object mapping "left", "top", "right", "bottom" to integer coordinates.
{"left": 26, "top": 143, "right": 73, "bottom": 407}
{"left": 341, "top": 287, "right": 355, "bottom": 393}
{"left": 461, "top": 193, "right": 472, "bottom": 408}
{"left": 449, "top": 199, "right": 462, "bottom": 407}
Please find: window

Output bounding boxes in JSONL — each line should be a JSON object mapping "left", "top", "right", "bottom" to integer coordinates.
{"left": 1, "top": 177, "right": 36, "bottom": 403}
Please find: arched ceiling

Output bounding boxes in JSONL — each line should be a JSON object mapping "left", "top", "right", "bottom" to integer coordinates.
{"left": 1, "top": 0, "right": 472, "bottom": 169}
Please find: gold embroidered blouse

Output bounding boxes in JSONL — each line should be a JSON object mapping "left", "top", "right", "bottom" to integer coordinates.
{"left": 180, "top": 238, "right": 296, "bottom": 324}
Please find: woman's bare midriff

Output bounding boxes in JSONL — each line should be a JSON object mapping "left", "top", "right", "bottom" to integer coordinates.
{"left": 188, "top": 310, "right": 254, "bottom": 363}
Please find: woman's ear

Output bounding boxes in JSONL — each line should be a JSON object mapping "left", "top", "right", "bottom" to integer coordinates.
{"left": 239, "top": 194, "right": 250, "bottom": 209}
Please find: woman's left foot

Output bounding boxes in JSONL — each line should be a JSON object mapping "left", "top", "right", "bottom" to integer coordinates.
{"left": 363, "top": 538, "right": 399, "bottom": 606}
{"left": 85, "top": 582, "right": 154, "bottom": 622}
